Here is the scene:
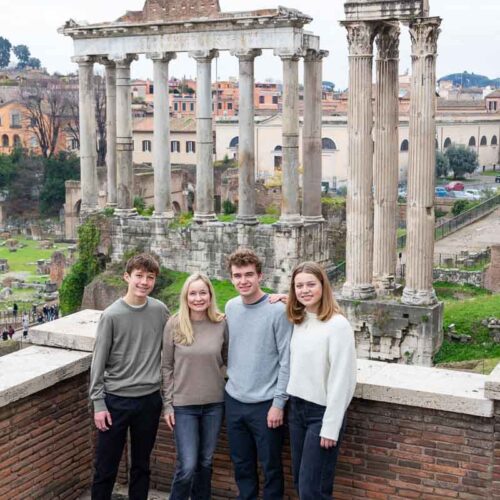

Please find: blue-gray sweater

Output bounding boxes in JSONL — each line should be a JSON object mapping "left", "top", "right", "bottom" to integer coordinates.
{"left": 225, "top": 295, "right": 292, "bottom": 409}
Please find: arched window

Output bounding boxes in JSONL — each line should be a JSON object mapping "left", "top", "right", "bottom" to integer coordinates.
{"left": 400, "top": 139, "right": 409, "bottom": 152}
{"left": 142, "top": 140, "right": 152, "bottom": 152}
{"left": 443, "top": 137, "right": 452, "bottom": 148}
{"left": 468, "top": 136, "right": 476, "bottom": 147}
{"left": 321, "top": 137, "right": 337, "bottom": 150}
{"left": 480, "top": 136, "right": 488, "bottom": 146}
{"left": 1, "top": 135, "right": 8, "bottom": 148}
{"left": 492, "top": 135, "right": 498, "bottom": 146}
{"left": 13, "top": 135, "right": 21, "bottom": 147}
{"left": 229, "top": 136, "right": 239, "bottom": 149}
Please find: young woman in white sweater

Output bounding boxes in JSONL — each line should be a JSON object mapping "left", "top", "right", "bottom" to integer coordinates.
{"left": 286, "top": 261, "right": 357, "bottom": 499}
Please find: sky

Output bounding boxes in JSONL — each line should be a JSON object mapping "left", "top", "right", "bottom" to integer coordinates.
{"left": 1, "top": 0, "right": 500, "bottom": 89}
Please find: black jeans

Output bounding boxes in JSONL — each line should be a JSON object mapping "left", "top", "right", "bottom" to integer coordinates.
{"left": 225, "top": 391, "right": 284, "bottom": 500}
{"left": 288, "top": 396, "right": 346, "bottom": 500}
{"left": 91, "top": 391, "right": 162, "bottom": 500}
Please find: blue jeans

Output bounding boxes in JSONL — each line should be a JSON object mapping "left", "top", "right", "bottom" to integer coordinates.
{"left": 225, "top": 392, "right": 284, "bottom": 500}
{"left": 288, "top": 396, "right": 346, "bottom": 500}
{"left": 170, "top": 402, "right": 224, "bottom": 500}
{"left": 91, "top": 391, "right": 162, "bottom": 500}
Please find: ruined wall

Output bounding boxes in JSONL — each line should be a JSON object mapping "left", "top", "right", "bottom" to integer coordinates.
{"left": 433, "top": 268, "right": 485, "bottom": 288}
{"left": 0, "top": 372, "right": 93, "bottom": 500}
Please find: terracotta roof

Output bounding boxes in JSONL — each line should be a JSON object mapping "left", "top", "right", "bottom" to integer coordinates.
{"left": 486, "top": 90, "right": 500, "bottom": 98}
{"left": 133, "top": 116, "right": 196, "bottom": 133}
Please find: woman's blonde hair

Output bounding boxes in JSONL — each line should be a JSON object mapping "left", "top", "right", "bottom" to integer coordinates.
{"left": 286, "top": 261, "right": 341, "bottom": 325}
{"left": 173, "top": 273, "right": 224, "bottom": 345}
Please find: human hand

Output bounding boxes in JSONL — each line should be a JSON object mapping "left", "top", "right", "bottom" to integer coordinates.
{"left": 320, "top": 437, "right": 337, "bottom": 449}
{"left": 94, "top": 411, "right": 112, "bottom": 431}
{"left": 164, "top": 413, "right": 175, "bottom": 431}
{"left": 267, "top": 406, "right": 284, "bottom": 428}
{"left": 269, "top": 294, "right": 288, "bottom": 304}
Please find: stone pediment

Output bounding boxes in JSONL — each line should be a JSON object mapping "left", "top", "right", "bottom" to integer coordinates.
{"left": 119, "top": 0, "right": 221, "bottom": 23}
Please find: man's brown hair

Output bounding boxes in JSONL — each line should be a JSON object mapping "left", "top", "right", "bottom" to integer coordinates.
{"left": 226, "top": 248, "right": 262, "bottom": 275}
{"left": 125, "top": 253, "right": 160, "bottom": 276}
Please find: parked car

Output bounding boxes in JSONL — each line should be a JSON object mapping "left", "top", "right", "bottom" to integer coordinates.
{"left": 435, "top": 187, "right": 448, "bottom": 197}
{"left": 448, "top": 191, "right": 470, "bottom": 200}
{"left": 444, "top": 181, "right": 465, "bottom": 191}
{"left": 464, "top": 189, "right": 482, "bottom": 201}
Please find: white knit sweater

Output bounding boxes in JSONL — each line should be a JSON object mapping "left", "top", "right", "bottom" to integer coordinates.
{"left": 286, "top": 312, "right": 357, "bottom": 440}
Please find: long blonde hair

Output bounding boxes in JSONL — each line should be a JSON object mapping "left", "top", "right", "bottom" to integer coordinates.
{"left": 286, "top": 261, "right": 342, "bottom": 325}
{"left": 173, "top": 273, "right": 224, "bottom": 345}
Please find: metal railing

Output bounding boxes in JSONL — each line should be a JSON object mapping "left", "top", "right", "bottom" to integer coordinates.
{"left": 327, "top": 261, "right": 346, "bottom": 284}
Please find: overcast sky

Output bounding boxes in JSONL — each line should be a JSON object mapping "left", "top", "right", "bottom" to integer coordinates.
{"left": 2, "top": 0, "right": 500, "bottom": 88}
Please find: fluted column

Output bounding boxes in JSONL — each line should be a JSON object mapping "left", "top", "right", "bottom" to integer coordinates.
{"left": 233, "top": 49, "right": 261, "bottom": 225}
{"left": 303, "top": 49, "right": 328, "bottom": 222}
{"left": 73, "top": 56, "right": 98, "bottom": 214}
{"left": 341, "top": 21, "right": 377, "bottom": 300}
{"left": 276, "top": 50, "right": 302, "bottom": 225}
{"left": 149, "top": 52, "right": 176, "bottom": 219}
{"left": 101, "top": 58, "right": 117, "bottom": 207}
{"left": 113, "top": 54, "right": 138, "bottom": 215}
{"left": 373, "top": 23, "right": 400, "bottom": 294}
{"left": 403, "top": 18, "right": 441, "bottom": 306}
{"left": 190, "top": 50, "right": 218, "bottom": 222}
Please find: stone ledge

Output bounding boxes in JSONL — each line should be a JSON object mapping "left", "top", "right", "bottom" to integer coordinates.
{"left": 356, "top": 359, "right": 493, "bottom": 417}
{"left": 0, "top": 346, "right": 91, "bottom": 408}
{"left": 484, "top": 363, "right": 500, "bottom": 400}
{"left": 29, "top": 309, "right": 102, "bottom": 352}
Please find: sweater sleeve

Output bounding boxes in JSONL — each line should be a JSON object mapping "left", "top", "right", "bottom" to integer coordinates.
{"left": 272, "top": 310, "right": 293, "bottom": 410}
{"left": 89, "top": 313, "right": 113, "bottom": 413}
{"left": 320, "top": 317, "right": 357, "bottom": 440}
{"left": 161, "top": 317, "right": 176, "bottom": 414}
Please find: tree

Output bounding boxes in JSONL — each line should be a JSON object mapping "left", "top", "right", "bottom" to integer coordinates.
{"left": 435, "top": 150, "right": 450, "bottom": 178}
{"left": 13, "top": 44, "right": 30, "bottom": 69}
{"left": 0, "top": 37, "right": 11, "bottom": 68}
{"left": 27, "top": 57, "right": 41, "bottom": 69}
{"left": 444, "top": 144, "right": 479, "bottom": 179}
{"left": 20, "top": 78, "right": 69, "bottom": 159}
{"left": 39, "top": 151, "right": 80, "bottom": 216}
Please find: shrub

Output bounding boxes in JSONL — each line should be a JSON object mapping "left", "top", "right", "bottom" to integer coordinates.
{"left": 222, "top": 199, "right": 237, "bottom": 215}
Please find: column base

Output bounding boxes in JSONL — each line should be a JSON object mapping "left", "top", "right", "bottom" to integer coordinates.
{"left": 342, "top": 282, "right": 376, "bottom": 300}
{"left": 152, "top": 211, "right": 174, "bottom": 220}
{"left": 114, "top": 208, "right": 138, "bottom": 218}
{"left": 193, "top": 212, "right": 217, "bottom": 223}
{"left": 278, "top": 214, "right": 303, "bottom": 226}
{"left": 80, "top": 204, "right": 100, "bottom": 216}
{"left": 303, "top": 215, "right": 325, "bottom": 224}
{"left": 402, "top": 287, "right": 438, "bottom": 306}
{"left": 106, "top": 202, "right": 117, "bottom": 208}
{"left": 236, "top": 215, "right": 259, "bottom": 225}
{"left": 373, "top": 274, "right": 397, "bottom": 297}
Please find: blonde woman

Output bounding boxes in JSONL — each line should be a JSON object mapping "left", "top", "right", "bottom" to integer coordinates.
{"left": 286, "top": 262, "right": 357, "bottom": 499}
{"left": 162, "top": 273, "right": 227, "bottom": 500}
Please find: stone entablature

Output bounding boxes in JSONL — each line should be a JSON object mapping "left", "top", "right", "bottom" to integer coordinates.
{"left": 344, "top": 0, "right": 429, "bottom": 21}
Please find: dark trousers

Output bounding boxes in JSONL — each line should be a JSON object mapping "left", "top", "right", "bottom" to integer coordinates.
{"left": 91, "top": 391, "right": 162, "bottom": 500}
{"left": 225, "top": 392, "right": 284, "bottom": 500}
{"left": 288, "top": 396, "right": 345, "bottom": 500}
{"left": 170, "top": 402, "right": 224, "bottom": 500}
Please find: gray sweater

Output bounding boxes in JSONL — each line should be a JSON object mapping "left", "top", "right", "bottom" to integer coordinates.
{"left": 225, "top": 296, "right": 292, "bottom": 409}
{"left": 89, "top": 297, "right": 170, "bottom": 413}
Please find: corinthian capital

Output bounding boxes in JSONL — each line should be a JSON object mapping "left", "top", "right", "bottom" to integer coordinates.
{"left": 342, "top": 21, "right": 377, "bottom": 57}
{"left": 409, "top": 17, "right": 441, "bottom": 57}
{"left": 376, "top": 22, "right": 400, "bottom": 60}
{"left": 303, "top": 49, "right": 329, "bottom": 63}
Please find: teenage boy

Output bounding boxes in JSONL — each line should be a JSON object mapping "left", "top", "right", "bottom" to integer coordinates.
{"left": 89, "top": 253, "right": 169, "bottom": 500}
{"left": 225, "top": 248, "right": 292, "bottom": 500}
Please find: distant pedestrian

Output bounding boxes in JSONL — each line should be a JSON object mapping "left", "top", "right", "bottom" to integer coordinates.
{"left": 2, "top": 328, "right": 8, "bottom": 341}
{"left": 22, "top": 313, "right": 29, "bottom": 338}
{"left": 12, "top": 303, "right": 18, "bottom": 321}
{"left": 7, "top": 325, "right": 14, "bottom": 339}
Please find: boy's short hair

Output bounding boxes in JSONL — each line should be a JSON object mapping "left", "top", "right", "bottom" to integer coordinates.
{"left": 125, "top": 253, "right": 160, "bottom": 276}
{"left": 227, "top": 248, "right": 262, "bottom": 275}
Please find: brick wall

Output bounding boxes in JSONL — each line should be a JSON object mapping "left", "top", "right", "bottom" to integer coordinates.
{"left": 0, "top": 372, "right": 93, "bottom": 500}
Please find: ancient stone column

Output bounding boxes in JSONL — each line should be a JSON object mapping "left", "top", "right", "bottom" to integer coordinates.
{"left": 341, "top": 21, "right": 377, "bottom": 300}
{"left": 373, "top": 23, "right": 400, "bottom": 294}
{"left": 149, "top": 52, "right": 176, "bottom": 219}
{"left": 403, "top": 18, "right": 441, "bottom": 306}
{"left": 190, "top": 50, "right": 218, "bottom": 222}
{"left": 102, "top": 58, "right": 117, "bottom": 207}
{"left": 233, "top": 49, "right": 261, "bottom": 225}
{"left": 276, "top": 50, "right": 302, "bottom": 225}
{"left": 303, "top": 49, "right": 328, "bottom": 223}
{"left": 72, "top": 56, "right": 98, "bottom": 214}
{"left": 113, "top": 54, "right": 138, "bottom": 216}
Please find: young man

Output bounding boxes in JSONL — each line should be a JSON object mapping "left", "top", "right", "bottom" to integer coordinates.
{"left": 225, "top": 248, "right": 292, "bottom": 499}
{"left": 89, "top": 253, "right": 169, "bottom": 500}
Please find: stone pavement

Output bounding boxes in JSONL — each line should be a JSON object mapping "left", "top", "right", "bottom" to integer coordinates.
{"left": 79, "top": 485, "right": 165, "bottom": 499}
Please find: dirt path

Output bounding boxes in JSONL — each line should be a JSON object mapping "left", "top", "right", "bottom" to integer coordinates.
{"left": 434, "top": 207, "right": 500, "bottom": 254}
